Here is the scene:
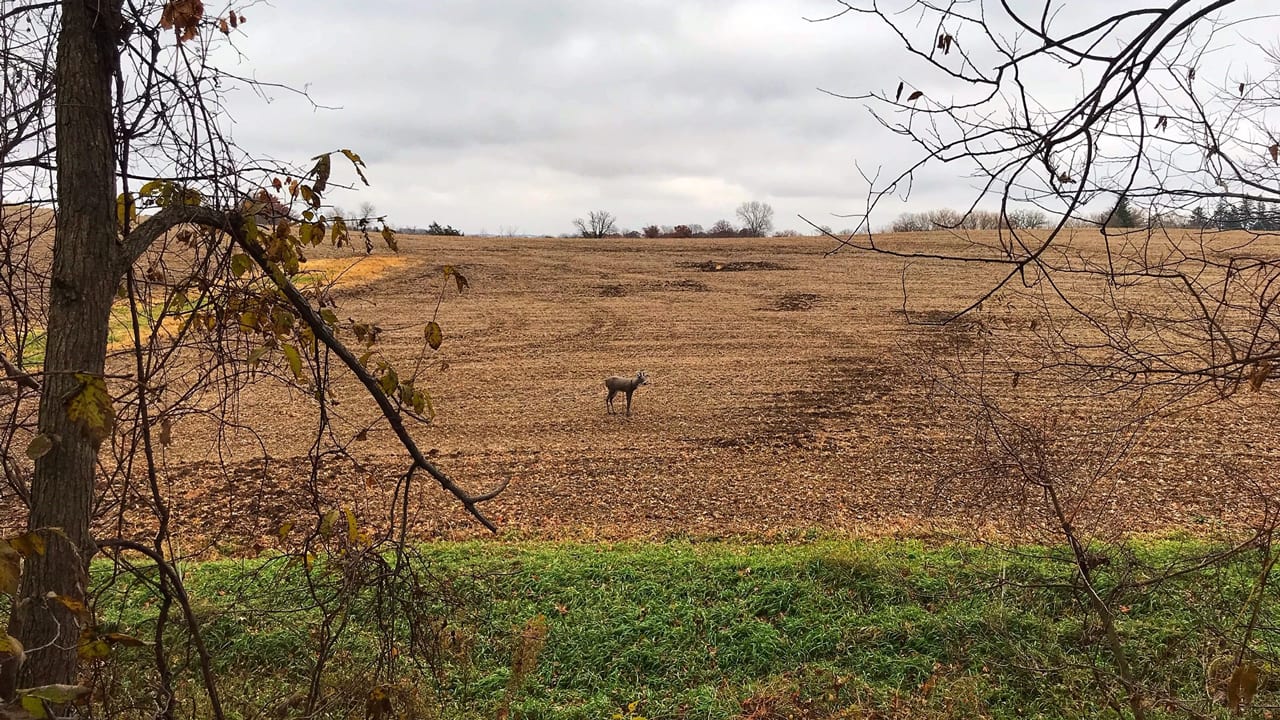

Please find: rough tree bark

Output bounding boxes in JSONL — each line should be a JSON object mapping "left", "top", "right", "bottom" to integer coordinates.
{"left": 7, "top": 0, "right": 124, "bottom": 688}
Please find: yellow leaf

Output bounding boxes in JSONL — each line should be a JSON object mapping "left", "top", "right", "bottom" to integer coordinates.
{"left": 102, "top": 632, "right": 148, "bottom": 647}
{"left": 277, "top": 520, "right": 294, "bottom": 541}
{"left": 10, "top": 532, "right": 45, "bottom": 558}
{"left": 381, "top": 225, "right": 398, "bottom": 252}
{"left": 0, "top": 634, "right": 23, "bottom": 659}
{"left": 0, "top": 541, "right": 20, "bottom": 595}
{"left": 115, "top": 193, "right": 136, "bottom": 230}
{"left": 19, "top": 684, "right": 90, "bottom": 707}
{"left": 49, "top": 594, "right": 87, "bottom": 616}
{"left": 77, "top": 631, "right": 110, "bottom": 660}
{"left": 366, "top": 684, "right": 393, "bottom": 720}
{"left": 138, "top": 180, "right": 167, "bottom": 197}
{"left": 319, "top": 510, "right": 339, "bottom": 538}
{"left": 425, "top": 321, "right": 443, "bottom": 350}
{"left": 345, "top": 508, "right": 367, "bottom": 546}
{"left": 378, "top": 368, "right": 398, "bottom": 396}
{"left": 25, "top": 433, "right": 54, "bottom": 460}
{"left": 65, "top": 373, "right": 114, "bottom": 445}
{"left": 282, "top": 344, "right": 304, "bottom": 381}
{"left": 21, "top": 694, "right": 47, "bottom": 719}
{"left": 230, "top": 253, "right": 253, "bottom": 278}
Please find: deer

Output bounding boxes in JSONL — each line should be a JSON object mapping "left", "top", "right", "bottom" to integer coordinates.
{"left": 604, "top": 370, "right": 649, "bottom": 416}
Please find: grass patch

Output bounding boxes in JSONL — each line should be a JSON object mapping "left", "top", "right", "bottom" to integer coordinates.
{"left": 88, "top": 537, "right": 1275, "bottom": 719}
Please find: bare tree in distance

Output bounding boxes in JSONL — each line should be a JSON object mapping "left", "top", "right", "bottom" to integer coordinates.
{"left": 709, "top": 219, "right": 737, "bottom": 237}
{"left": 573, "top": 210, "right": 618, "bottom": 238}
{"left": 736, "top": 201, "right": 774, "bottom": 237}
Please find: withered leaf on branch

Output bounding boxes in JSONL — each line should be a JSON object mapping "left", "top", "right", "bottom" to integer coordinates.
{"left": 25, "top": 433, "right": 54, "bottom": 460}
{"left": 425, "top": 321, "right": 443, "bottom": 350}
{"left": 1227, "top": 662, "right": 1259, "bottom": 713}
{"left": 309, "top": 153, "right": 332, "bottom": 195}
{"left": 66, "top": 373, "right": 114, "bottom": 445}
{"left": 907, "top": 90, "right": 924, "bottom": 102}
{"left": 159, "top": 0, "right": 204, "bottom": 43}
{"left": 895, "top": 81, "right": 904, "bottom": 102}
{"left": 1247, "top": 360, "right": 1271, "bottom": 392}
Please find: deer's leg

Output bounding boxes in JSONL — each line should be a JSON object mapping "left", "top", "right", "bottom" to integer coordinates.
{"left": 606, "top": 389, "right": 616, "bottom": 413}
{"left": 625, "top": 389, "right": 634, "bottom": 416}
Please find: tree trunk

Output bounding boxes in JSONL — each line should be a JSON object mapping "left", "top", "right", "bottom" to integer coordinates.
{"left": 7, "top": 0, "right": 122, "bottom": 688}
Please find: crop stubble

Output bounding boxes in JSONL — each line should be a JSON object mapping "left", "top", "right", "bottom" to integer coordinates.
{"left": 8, "top": 232, "right": 1279, "bottom": 549}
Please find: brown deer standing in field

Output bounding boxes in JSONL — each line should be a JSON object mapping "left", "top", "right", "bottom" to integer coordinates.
{"left": 605, "top": 371, "right": 649, "bottom": 416}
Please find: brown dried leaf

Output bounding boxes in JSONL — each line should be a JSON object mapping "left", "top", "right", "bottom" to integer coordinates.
{"left": 0, "top": 541, "right": 20, "bottom": 595}
{"left": 158, "top": 417, "right": 173, "bottom": 447}
{"left": 1248, "top": 360, "right": 1271, "bottom": 392}
{"left": 159, "top": 0, "right": 204, "bottom": 43}
{"left": 25, "top": 434, "right": 53, "bottom": 461}
{"left": 425, "top": 321, "right": 443, "bottom": 350}
{"left": 1227, "top": 662, "right": 1259, "bottom": 713}
{"left": 907, "top": 90, "right": 924, "bottom": 102}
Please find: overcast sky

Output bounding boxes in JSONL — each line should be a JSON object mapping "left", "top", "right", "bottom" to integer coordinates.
{"left": 205, "top": 1, "right": 924, "bottom": 234}
{"left": 210, "top": 1, "right": 1272, "bottom": 235}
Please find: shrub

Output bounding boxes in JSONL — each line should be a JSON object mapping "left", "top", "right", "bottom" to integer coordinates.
{"left": 427, "top": 221, "right": 464, "bottom": 236}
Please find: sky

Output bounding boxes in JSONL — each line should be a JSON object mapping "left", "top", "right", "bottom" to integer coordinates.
{"left": 205, "top": 0, "right": 937, "bottom": 235}
{"left": 207, "top": 0, "right": 1275, "bottom": 235}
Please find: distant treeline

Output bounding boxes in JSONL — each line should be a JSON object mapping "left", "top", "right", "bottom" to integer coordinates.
{"left": 398, "top": 222, "right": 464, "bottom": 236}
{"left": 888, "top": 201, "right": 1280, "bottom": 232}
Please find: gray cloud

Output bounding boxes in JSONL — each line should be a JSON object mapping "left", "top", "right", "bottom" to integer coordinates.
{"left": 214, "top": 0, "right": 1265, "bottom": 234}
{"left": 209, "top": 0, "right": 919, "bottom": 233}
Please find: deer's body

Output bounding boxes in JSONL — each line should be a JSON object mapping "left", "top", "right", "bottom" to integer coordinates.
{"left": 605, "top": 371, "right": 648, "bottom": 415}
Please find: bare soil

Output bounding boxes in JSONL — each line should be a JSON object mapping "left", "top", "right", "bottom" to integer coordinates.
{"left": 8, "top": 232, "right": 1280, "bottom": 550}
